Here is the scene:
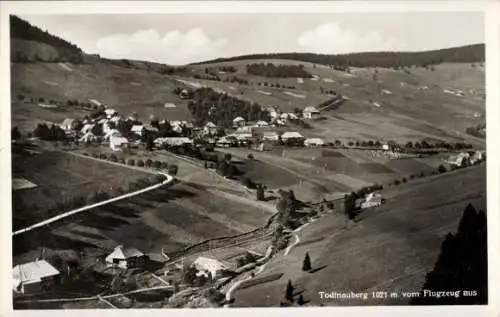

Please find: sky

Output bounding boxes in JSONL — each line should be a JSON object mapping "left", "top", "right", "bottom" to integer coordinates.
{"left": 19, "top": 12, "right": 484, "bottom": 65}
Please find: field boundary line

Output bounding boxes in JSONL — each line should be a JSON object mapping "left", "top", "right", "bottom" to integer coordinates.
{"left": 12, "top": 172, "right": 174, "bottom": 236}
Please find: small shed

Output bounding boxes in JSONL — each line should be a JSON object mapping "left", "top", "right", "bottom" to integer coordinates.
{"left": 105, "top": 245, "right": 147, "bottom": 269}
{"left": 13, "top": 259, "right": 60, "bottom": 294}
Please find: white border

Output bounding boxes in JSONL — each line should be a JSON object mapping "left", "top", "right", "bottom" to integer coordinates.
{"left": 0, "top": 1, "right": 498, "bottom": 317}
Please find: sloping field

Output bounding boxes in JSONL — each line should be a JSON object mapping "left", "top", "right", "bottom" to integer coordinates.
{"left": 192, "top": 60, "right": 484, "bottom": 146}
{"left": 12, "top": 150, "right": 150, "bottom": 229}
{"left": 13, "top": 181, "right": 274, "bottom": 267}
{"left": 11, "top": 61, "right": 192, "bottom": 132}
{"left": 232, "top": 165, "right": 486, "bottom": 307}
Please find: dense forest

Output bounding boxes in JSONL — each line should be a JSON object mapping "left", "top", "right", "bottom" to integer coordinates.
{"left": 246, "top": 63, "right": 312, "bottom": 78}
{"left": 192, "top": 44, "right": 484, "bottom": 68}
{"left": 10, "top": 15, "right": 83, "bottom": 53}
{"left": 180, "top": 87, "right": 271, "bottom": 127}
{"left": 411, "top": 203, "right": 487, "bottom": 305}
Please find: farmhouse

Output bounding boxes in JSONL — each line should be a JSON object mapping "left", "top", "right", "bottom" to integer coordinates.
{"left": 104, "top": 129, "right": 121, "bottom": 140}
{"left": 131, "top": 125, "right": 145, "bottom": 136}
{"left": 105, "top": 245, "right": 148, "bottom": 269}
{"left": 216, "top": 136, "right": 237, "bottom": 148}
{"left": 110, "top": 135, "right": 129, "bottom": 151}
{"left": 60, "top": 118, "right": 81, "bottom": 132}
{"left": 155, "top": 137, "right": 193, "bottom": 147}
{"left": 360, "top": 192, "right": 384, "bottom": 209}
{"left": 304, "top": 138, "right": 325, "bottom": 147}
{"left": 281, "top": 131, "right": 305, "bottom": 145}
{"left": 262, "top": 131, "right": 280, "bottom": 141}
{"left": 105, "top": 109, "right": 117, "bottom": 118}
{"left": 255, "top": 120, "right": 269, "bottom": 127}
{"left": 13, "top": 259, "right": 60, "bottom": 294}
{"left": 203, "top": 121, "right": 217, "bottom": 135}
{"left": 280, "top": 113, "right": 298, "bottom": 121}
{"left": 79, "top": 131, "right": 97, "bottom": 143}
{"left": 303, "top": 106, "right": 320, "bottom": 119}
{"left": 80, "top": 123, "right": 95, "bottom": 135}
{"left": 164, "top": 102, "right": 177, "bottom": 108}
{"left": 233, "top": 116, "right": 246, "bottom": 128}
{"left": 109, "top": 116, "right": 122, "bottom": 124}
{"left": 192, "top": 256, "right": 230, "bottom": 279}
{"left": 447, "top": 152, "right": 471, "bottom": 167}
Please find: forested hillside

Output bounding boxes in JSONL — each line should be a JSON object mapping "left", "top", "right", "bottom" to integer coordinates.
{"left": 192, "top": 44, "right": 484, "bottom": 68}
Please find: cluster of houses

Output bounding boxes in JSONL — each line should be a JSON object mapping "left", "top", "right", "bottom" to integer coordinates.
{"left": 13, "top": 245, "right": 233, "bottom": 295}
{"left": 446, "top": 150, "right": 485, "bottom": 167}
{"left": 56, "top": 102, "right": 326, "bottom": 153}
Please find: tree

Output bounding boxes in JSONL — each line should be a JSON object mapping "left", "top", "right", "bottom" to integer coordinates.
{"left": 145, "top": 136, "right": 154, "bottom": 152}
{"left": 247, "top": 153, "right": 254, "bottom": 160}
{"left": 168, "top": 164, "right": 178, "bottom": 176}
{"left": 224, "top": 153, "right": 232, "bottom": 162}
{"left": 343, "top": 193, "right": 356, "bottom": 219}
{"left": 438, "top": 164, "right": 447, "bottom": 174}
{"left": 302, "top": 252, "right": 312, "bottom": 271}
{"left": 285, "top": 280, "right": 295, "bottom": 302}
{"left": 297, "top": 294, "right": 305, "bottom": 306}
{"left": 411, "top": 204, "right": 487, "bottom": 305}
{"left": 11, "top": 127, "right": 21, "bottom": 140}
{"left": 256, "top": 184, "right": 265, "bottom": 201}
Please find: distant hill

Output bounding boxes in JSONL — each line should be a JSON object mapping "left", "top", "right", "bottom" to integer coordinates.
{"left": 10, "top": 15, "right": 84, "bottom": 63}
{"left": 191, "top": 44, "right": 485, "bottom": 68}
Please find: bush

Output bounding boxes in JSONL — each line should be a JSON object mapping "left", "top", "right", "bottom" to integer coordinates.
{"left": 161, "top": 162, "right": 169, "bottom": 169}
{"left": 153, "top": 161, "right": 162, "bottom": 169}
{"left": 99, "top": 153, "right": 107, "bottom": 159}
{"left": 402, "top": 178, "right": 407, "bottom": 183}
{"left": 247, "top": 153, "right": 254, "bottom": 160}
{"left": 137, "top": 160, "right": 145, "bottom": 167}
{"left": 119, "top": 158, "right": 126, "bottom": 164}
{"left": 394, "top": 180, "right": 401, "bottom": 186}
{"left": 168, "top": 164, "right": 178, "bottom": 176}
{"left": 438, "top": 164, "right": 447, "bottom": 174}
{"left": 145, "top": 159, "right": 153, "bottom": 167}
{"left": 127, "top": 159, "right": 135, "bottom": 166}
{"left": 92, "top": 153, "right": 98, "bottom": 158}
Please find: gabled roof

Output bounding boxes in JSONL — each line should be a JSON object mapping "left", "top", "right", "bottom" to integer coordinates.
{"left": 205, "top": 122, "right": 216, "bottom": 128}
{"left": 305, "top": 138, "right": 324, "bottom": 145}
{"left": 110, "top": 136, "right": 129, "bottom": 145}
{"left": 106, "top": 245, "right": 144, "bottom": 262}
{"left": 233, "top": 116, "right": 246, "bottom": 122}
{"left": 13, "top": 260, "right": 60, "bottom": 286}
{"left": 303, "top": 106, "right": 320, "bottom": 113}
{"left": 109, "top": 116, "right": 122, "bottom": 123}
{"left": 105, "top": 109, "right": 117, "bottom": 115}
{"left": 61, "top": 118, "right": 74, "bottom": 127}
{"left": 256, "top": 120, "right": 269, "bottom": 126}
{"left": 131, "top": 125, "right": 144, "bottom": 132}
{"left": 281, "top": 131, "right": 304, "bottom": 139}
{"left": 80, "top": 124, "right": 95, "bottom": 134}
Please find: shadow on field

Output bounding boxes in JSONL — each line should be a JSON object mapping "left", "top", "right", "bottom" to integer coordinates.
{"left": 127, "top": 289, "right": 172, "bottom": 303}
{"left": 308, "top": 265, "right": 328, "bottom": 274}
{"left": 13, "top": 228, "right": 98, "bottom": 256}
{"left": 68, "top": 229, "right": 106, "bottom": 241}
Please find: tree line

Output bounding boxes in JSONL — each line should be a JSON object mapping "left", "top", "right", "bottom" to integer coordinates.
{"left": 246, "top": 63, "right": 312, "bottom": 78}
{"left": 181, "top": 87, "right": 271, "bottom": 127}
{"left": 192, "top": 44, "right": 484, "bottom": 68}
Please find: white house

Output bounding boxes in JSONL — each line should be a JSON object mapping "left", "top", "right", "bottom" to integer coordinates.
{"left": 255, "top": 120, "right": 269, "bottom": 127}
{"left": 262, "top": 131, "right": 280, "bottom": 141}
{"left": 303, "top": 106, "right": 320, "bottom": 119}
{"left": 60, "top": 118, "right": 78, "bottom": 132}
{"left": 79, "top": 131, "right": 97, "bottom": 143}
{"left": 110, "top": 135, "right": 129, "bottom": 151}
{"left": 154, "top": 137, "right": 192, "bottom": 147}
{"left": 109, "top": 116, "right": 122, "bottom": 124}
{"left": 281, "top": 131, "right": 305, "bottom": 142}
{"left": 304, "top": 138, "right": 325, "bottom": 147}
{"left": 280, "top": 113, "right": 298, "bottom": 121}
{"left": 13, "top": 259, "right": 60, "bottom": 294}
{"left": 192, "top": 256, "right": 230, "bottom": 278}
{"left": 447, "top": 152, "right": 471, "bottom": 167}
{"left": 360, "top": 192, "right": 383, "bottom": 209}
{"left": 105, "top": 109, "right": 117, "bottom": 118}
{"left": 105, "top": 245, "right": 147, "bottom": 269}
{"left": 80, "top": 123, "right": 95, "bottom": 135}
{"left": 203, "top": 122, "right": 218, "bottom": 135}
{"left": 233, "top": 116, "right": 246, "bottom": 128}
{"left": 104, "top": 129, "right": 121, "bottom": 141}
{"left": 131, "top": 125, "right": 145, "bottom": 136}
